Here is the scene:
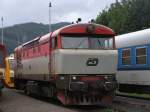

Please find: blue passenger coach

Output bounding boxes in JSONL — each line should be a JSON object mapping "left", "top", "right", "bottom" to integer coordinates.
{"left": 115, "top": 29, "right": 150, "bottom": 93}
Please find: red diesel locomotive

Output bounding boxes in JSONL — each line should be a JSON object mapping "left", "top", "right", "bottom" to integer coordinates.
{"left": 14, "top": 23, "right": 117, "bottom": 105}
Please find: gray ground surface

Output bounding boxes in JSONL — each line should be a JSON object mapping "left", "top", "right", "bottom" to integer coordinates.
{"left": 0, "top": 88, "right": 110, "bottom": 112}
{"left": 0, "top": 88, "right": 150, "bottom": 112}
{"left": 113, "top": 96, "right": 150, "bottom": 112}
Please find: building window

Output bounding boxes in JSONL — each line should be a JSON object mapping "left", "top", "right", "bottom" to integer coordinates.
{"left": 136, "top": 47, "right": 147, "bottom": 64}
{"left": 122, "top": 48, "right": 131, "bottom": 65}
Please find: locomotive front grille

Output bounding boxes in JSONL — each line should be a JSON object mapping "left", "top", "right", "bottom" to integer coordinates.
{"left": 69, "top": 75, "right": 116, "bottom": 92}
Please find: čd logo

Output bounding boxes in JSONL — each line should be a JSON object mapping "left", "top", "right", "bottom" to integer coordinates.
{"left": 86, "top": 58, "right": 99, "bottom": 66}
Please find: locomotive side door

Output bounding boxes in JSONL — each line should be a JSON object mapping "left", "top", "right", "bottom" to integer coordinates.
{"left": 49, "top": 36, "right": 57, "bottom": 77}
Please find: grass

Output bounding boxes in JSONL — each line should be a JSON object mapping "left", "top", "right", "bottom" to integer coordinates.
{"left": 116, "top": 91, "right": 150, "bottom": 99}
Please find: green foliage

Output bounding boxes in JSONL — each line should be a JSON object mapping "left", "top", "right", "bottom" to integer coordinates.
{"left": 0, "top": 22, "right": 70, "bottom": 54}
{"left": 96, "top": 0, "right": 150, "bottom": 34}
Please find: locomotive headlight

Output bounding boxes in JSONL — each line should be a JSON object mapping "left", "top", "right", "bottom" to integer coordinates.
{"left": 60, "top": 76, "right": 65, "bottom": 80}
{"left": 104, "top": 75, "right": 114, "bottom": 80}
{"left": 72, "top": 76, "right": 77, "bottom": 80}
{"left": 71, "top": 76, "right": 79, "bottom": 81}
{"left": 104, "top": 76, "right": 108, "bottom": 79}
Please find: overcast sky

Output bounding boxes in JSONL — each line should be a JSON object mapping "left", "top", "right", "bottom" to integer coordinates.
{"left": 0, "top": 0, "right": 116, "bottom": 27}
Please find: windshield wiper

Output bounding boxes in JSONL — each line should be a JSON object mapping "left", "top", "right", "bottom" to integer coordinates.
{"left": 75, "top": 39, "right": 86, "bottom": 49}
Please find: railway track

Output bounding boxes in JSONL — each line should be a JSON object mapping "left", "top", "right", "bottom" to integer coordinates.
{"left": 112, "top": 96, "right": 150, "bottom": 112}
{"left": 117, "top": 93, "right": 150, "bottom": 100}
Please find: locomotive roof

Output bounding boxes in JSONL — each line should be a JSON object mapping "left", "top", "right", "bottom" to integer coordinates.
{"left": 23, "top": 37, "right": 40, "bottom": 46}
{"left": 52, "top": 23, "right": 114, "bottom": 37}
{"left": 14, "top": 23, "right": 115, "bottom": 51}
{"left": 115, "top": 28, "right": 150, "bottom": 48}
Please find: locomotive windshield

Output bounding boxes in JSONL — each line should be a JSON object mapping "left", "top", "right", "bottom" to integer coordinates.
{"left": 61, "top": 35, "right": 114, "bottom": 49}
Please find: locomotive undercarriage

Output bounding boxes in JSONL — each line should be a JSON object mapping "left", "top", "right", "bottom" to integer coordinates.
{"left": 14, "top": 74, "right": 116, "bottom": 105}
{"left": 57, "top": 88, "right": 115, "bottom": 105}
{"left": 57, "top": 74, "right": 116, "bottom": 105}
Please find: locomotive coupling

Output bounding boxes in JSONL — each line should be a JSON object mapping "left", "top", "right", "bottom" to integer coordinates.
{"left": 70, "top": 82, "right": 88, "bottom": 92}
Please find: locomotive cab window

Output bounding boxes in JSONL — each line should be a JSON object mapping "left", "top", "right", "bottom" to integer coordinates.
{"left": 61, "top": 35, "right": 114, "bottom": 49}
{"left": 122, "top": 48, "right": 131, "bottom": 65}
{"left": 136, "top": 47, "right": 147, "bottom": 65}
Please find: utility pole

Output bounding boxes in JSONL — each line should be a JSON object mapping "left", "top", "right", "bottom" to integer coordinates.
{"left": 1, "top": 17, "right": 4, "bottom": 44}
{"left": 49, "top": 2, "right": 52, "bottom": 32}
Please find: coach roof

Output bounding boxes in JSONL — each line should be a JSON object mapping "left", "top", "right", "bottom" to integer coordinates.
{"left": 115, "top": 28, "right": 150, "bottom": 48}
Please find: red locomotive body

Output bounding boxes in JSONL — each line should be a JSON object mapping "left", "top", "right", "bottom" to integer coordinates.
{"left": 14, "top": 23, "right": 117, "bottom": 105}
{"left": 0, "top": 44, "right": 7, "bottom": 95}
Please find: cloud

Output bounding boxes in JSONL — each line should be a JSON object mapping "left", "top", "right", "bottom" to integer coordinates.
{"left": 0, "top": 0, "right": 116, "bottom": 26}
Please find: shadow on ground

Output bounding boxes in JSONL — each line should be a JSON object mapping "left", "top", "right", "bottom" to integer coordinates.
{"left": 17, "top": 90, "right": 111, "bottom": 112}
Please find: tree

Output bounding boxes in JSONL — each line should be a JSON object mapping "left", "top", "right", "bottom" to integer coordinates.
{"left": 95, "top": 0, "right": 150, "bottom": 34}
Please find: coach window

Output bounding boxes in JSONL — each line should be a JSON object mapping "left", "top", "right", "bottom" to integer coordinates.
{"left": 122, "top": 48, "right": 131, "bottom": 65}
{"left": 136, "top": 47, "right": 147, "bottom": 64}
